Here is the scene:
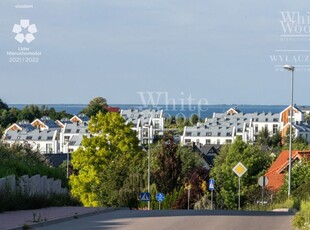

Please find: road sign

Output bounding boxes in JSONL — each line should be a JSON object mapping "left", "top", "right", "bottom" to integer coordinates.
{"left": 258, "top": 176, "right": 269, "bottom": 187}
{"left": 139, "top": 192, "right": 151, "bottom": 201}
{"left": 209, "top": 179, "right": 215, "bottom": 191}
{"left": 156, "top": 193, "right": 165, "bottom": 202}
{"left": 233, "top": 162, "right": 247, "bottom": 177}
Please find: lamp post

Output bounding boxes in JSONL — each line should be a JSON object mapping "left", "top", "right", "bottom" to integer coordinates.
{"left": 284, "top": 64, "right": 295, "bottom": 197}
{"left": 147, "top": 126, "right": 150, "bottom": 210}
{"left": 144, "top": 124, "right": 151, "bottom": 210}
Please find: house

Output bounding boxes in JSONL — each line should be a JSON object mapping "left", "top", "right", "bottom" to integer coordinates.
{"left": 3, "top": 118, "right": 61, "bottom": 153}
{"left": 181, "top": 106, "right": 306, "bottom": 146}
{"left": 265, "top": 150, "right": 310, "bottom": 191}
{"left": 2, "top": 115, "right": 89, "bottom": 154}
{"left": 120, "top": 109, "right": 164, "bottom": 144}
{"left": 3, "top": 125, "right": 60, "bottom": 153}
{"left": 194, "top": 144, "right": 221, "bottom": 170}
{"left": 60, "top": 122, "right": 89, "bottom": 153}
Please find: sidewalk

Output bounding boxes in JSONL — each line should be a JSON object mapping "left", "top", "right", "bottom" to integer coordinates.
{"left": 0, "top": 206, "right": 114, "bottom": 230}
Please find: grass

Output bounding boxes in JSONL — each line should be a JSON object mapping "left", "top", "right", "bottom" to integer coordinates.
{"left": 293, "top": 200, "right": 310, "bottom": 230}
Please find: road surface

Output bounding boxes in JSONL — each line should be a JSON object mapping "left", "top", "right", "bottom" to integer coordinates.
{"left": 34, "top": 209, "right": 294, "bottom": 230}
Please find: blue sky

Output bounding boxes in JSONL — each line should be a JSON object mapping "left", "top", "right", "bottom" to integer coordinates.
{"left": 1, "top": 0, "right": 310, "bottom": 105}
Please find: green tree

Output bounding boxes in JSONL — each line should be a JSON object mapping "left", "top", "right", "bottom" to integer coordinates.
{"left": 210, "top": 137, "right": 272, "bottom": 209}
{"left": 70, "top": 112, "right": 144, "bottom": 207}
{"left": 270, "top": 130, "right": 282, "bottom": 148}
{"left": 293, "top": 136, "right": 309, "bottom": 150}
{"left": 152, "top": 133, "right": 182, "bottom": 194}
{"left": 279, "top": 159, "right": 310, "bottom": 198}
{"left": 0, "top": 99, "right": 8, "bottom": 111}
{"left": 190, "top": 114, "right": 200, "bottom": 125}
{"left": 80, "top": 97, "right": 108, "bottom": 117}
{"left": 178, "top": 146, "right": 203, "bottom": 179}
{"left": 256, "top": 127, "right": 271, "bottom": 146}
{"left": 18, "top": 105, "right": 41, "bottom": 122}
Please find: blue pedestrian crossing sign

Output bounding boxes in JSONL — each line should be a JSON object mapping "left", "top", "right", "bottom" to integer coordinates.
{"left": 156, "top": 193, "right": 165, "bottom": 202}
{"left": 139, "top": 192, "right": 151, "bottom": 201}
{"left": 209, "top": 179, "right": 215, "bottom": 191}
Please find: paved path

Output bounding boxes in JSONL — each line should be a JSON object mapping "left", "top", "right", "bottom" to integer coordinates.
{"left": 33, "top": 209, "right": 294, "bottom": 230}
{"left": 0, "top": 206, "right": 112, "bottom": 230}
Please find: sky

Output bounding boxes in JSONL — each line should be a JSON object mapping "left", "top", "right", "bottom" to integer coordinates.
{"left": 0, "top": 0, "right": 310, "bottom": 105}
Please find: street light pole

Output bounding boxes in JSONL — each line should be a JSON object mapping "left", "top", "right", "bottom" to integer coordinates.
{"left": 284, "top": 64, "right": 295, "bottom": 197}
{"left": 145, "top": 124, "right": 151, "bottom": 210}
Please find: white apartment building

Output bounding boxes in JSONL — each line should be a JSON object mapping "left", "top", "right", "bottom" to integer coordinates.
{"left": 181, "top": 106, "right": 308, "bottom": 146}
{"left": 120, "top": 109, "right": 164, "bottom": 144}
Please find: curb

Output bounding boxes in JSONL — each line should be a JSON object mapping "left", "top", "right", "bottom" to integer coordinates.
{"left": 8, "top": 207, "right": 120, "bottom": 230}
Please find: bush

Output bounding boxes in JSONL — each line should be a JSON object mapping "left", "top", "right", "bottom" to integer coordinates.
{"left": 0, "top": 186, "right": 80, "bottom": 212}
{"left": 293, "top": 200, "right": 310, "bottom": 230}
{"left": 0, "top": 143, "right": 66, "bottom": 185}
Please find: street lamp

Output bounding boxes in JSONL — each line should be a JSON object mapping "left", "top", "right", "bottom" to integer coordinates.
{"left": 284, "top": 64, "right": 295, "bottom": 197}
{"left": 144, "top": 124, "right": 151, "bottom": 210}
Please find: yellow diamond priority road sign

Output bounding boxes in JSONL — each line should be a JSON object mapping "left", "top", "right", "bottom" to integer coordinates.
{"left": 233, "top": 162, "right": 247, "bottom": 177}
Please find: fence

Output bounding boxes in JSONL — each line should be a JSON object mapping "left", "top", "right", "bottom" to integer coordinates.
{"left": 0, "top": 174, "right": 67, "bottom": 195}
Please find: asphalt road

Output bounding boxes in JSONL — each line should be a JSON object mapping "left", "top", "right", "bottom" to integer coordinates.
{"left": 34, "top": 209, "right": 294, "bottom": 230}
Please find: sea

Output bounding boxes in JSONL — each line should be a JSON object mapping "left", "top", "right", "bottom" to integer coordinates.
{"left": 9, "top": 104, "right": 288, "bottom": 119}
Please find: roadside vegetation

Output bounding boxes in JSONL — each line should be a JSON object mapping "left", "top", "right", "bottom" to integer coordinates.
{"left": 0, "top": 143, "right": 79, "bottom": 212}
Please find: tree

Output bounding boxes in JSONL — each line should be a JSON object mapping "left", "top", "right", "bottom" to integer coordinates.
{"left": 0, "top": 99, "right": 8, "bottom": 111}
{"left": 256, "top": 127, "right": 271, "bottom": 146}
{"left": 293, "top": 136, "right": 309, "bottom": 150}
{"left": 210, "top": 137, "right": 272, "bottom": 209}
{"left": 152, "top": 133, "right": 182, "bottom": 194}
{"left": 173, "top": 167, "right": 210, "bottom": 209}
{"left": 279, "top": 159, "right": 310, "bottom": 199}
{"left": 190, "top": 114, "right": 200, "bottom": 125}
{"left": 80, "top": 97, "right": 108, "bottom": 117}
{"left": 18, "top": 105, "right": 41, "bottom": 122}
{"left": 70, "top": 112, "right": 144, "bottom": 207}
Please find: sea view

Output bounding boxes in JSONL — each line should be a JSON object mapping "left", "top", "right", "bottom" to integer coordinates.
{"left": 9, "top": 104, "right": 288, "bottom": 119}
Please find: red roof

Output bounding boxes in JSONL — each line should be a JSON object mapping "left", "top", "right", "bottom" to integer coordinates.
{"left": 106, "top": 106, "right": 120, "bottom": 113}
{"left": 265, "top": 150, "right": 310, "bottom": 191}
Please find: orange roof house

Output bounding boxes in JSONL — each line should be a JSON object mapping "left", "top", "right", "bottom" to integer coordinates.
{"left": 265, "top": 150, "right": 310, "bottom": 191}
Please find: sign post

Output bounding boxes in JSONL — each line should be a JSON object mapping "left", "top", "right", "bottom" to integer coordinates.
{"left": 139, "top": 192, "right": 151, "bottom": 203}
{"left": 258, "top": 176, "right": 269, "bottom": 206}
{"left": 233, "top": 162, "right": 247, "bottom": 210}
{"left": 185, "top": 183, "right": 192, "bottom": 210}
{"left": 209, "top": 178, "right": 215, "bottom": 210}
{"left": 156, "top": 193, "right": 165, "bottom": 210}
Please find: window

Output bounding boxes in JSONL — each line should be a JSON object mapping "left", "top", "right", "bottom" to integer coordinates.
{"left": 76, "top": 129, "right": 80, "bottom": 133}
{"left": 206, "top": 132, "right": 212, "bottom": 136}
{"left": 255, "top": 125, "right": 258, "bottom": 133}
{"left": 226, "top": 132, "right": 232, "bottom": 136}
{"left": 226, "top": 139, "right": 232, "bottom": 144}
{"left": 273, "top": 124, "right": 278, "bottom": 134}
{"left": 197, "top": 132, "right": 200, "bottom": 136}
{"left": 265, "top": 118, "right": 268, "bottom": 122}
{"left": 47, "top": 136, "right": 53, "bottom": 140}
{"left": 46, "top": 143, "right": 53, "bottom": 153}
{"left": 185, "top": 132, "right": 192, "bottom": 136}
{"left": 65, "top": 129, "right": 71, "bottom": 133}
{"left": 68, "top": 148, "right": 74, "bottom": 153}
{"left": 69, "top": 141, "right": 76, "bottom": 145}
{"left": 26, "top": 136, "right": 32, "bottom": 140}
{"left": 185, "top": 139, "right": 191, "bottom": 143}
{"left": 217, "top": 139, "right": 220, "bottom": 145}
{"left": 38, "top": 136, "right": 42, "bottom": 140}
{"left": 6, "top": 136, "right": 11, "bottom": 140}
{"left": 217, "top": 132, "right": 221, "bottom": 137}
{"left": 205, "top": 139, "right": 211, "bottom": 144}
